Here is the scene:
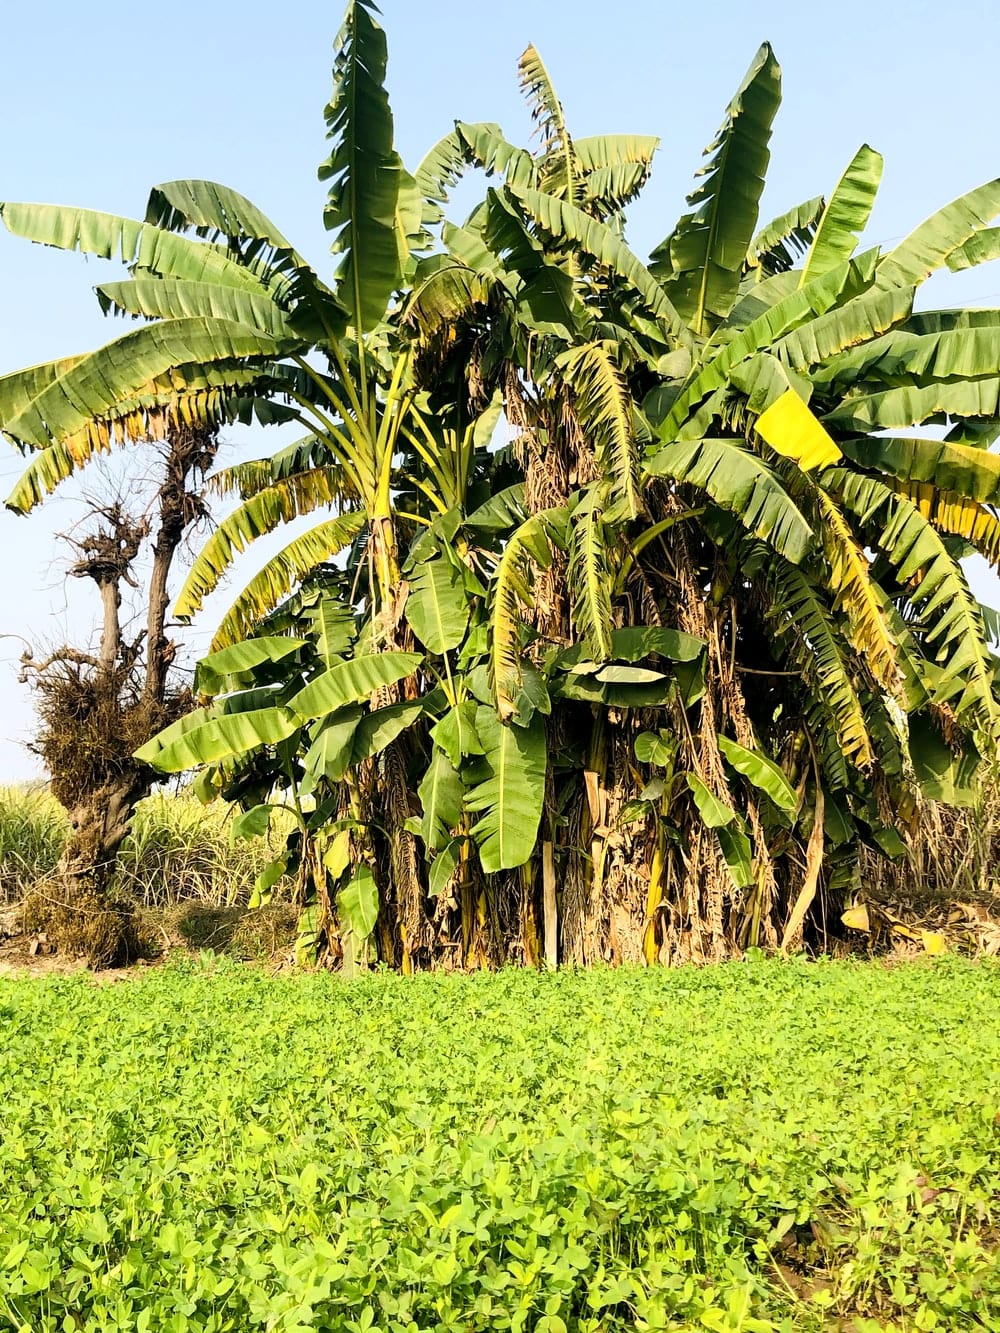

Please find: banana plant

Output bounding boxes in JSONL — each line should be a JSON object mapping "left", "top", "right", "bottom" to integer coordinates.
{"left": 6, "top": 2, "right": 1000, "bottom": 971}
{"left": 407, "top": 36, "right": 1000, "bottom": 964}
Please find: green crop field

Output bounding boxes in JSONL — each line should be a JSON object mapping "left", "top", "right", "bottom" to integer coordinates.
{"left": 1, "top": 959, "right": 998, "bottom": 1332}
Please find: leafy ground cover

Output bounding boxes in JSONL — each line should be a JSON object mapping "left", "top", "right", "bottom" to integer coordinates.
{"left": 0, "top": 959, "right": 997, "bottom": 1332}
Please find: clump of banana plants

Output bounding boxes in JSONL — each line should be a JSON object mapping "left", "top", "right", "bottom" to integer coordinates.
{"left": 5, "top": 0, "right": 1000, "bottom": 968}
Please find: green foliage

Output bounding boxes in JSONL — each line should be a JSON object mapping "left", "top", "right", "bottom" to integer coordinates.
{"left": 0, "top": 787, "right": 294, "bottom": 907}
{"left": 0, "top": 961, "right": 998, "bottom": 1330}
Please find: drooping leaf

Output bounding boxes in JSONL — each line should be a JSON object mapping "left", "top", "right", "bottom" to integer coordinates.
{"left": 310, "top": 595, "right": 357, "bottom": 668}
{"left": 823, "top": 377, "right": 1000, "bottom": 435}
{"left": 405, "top": 557, "right": 470, "bottom": 654}
{"left": 945, "top": 226, "right": 1000, "bottom": 272}
{"left": 813, "top": 324, "right": 1000, "bottom": 393}
{"left": 0, "top": 201, "right": 274, "bottom": 291}
{"left": 646, "top": 437, "right": 813, "bottom": 563}
{"left": 832, "top": 470, "right": 1000, "bottom": 730}
{"left": 174, "top": 470, "right": 352, "bottom": 619}
{"left": 301, "top": 706, "right": 365, "bottom": 786}
{"left": 337, "top": 864, "right": 379, "bottom": 941}
{"left": 467, "top": 708, "right": 547, "bottom": 872}
{"left": 206, "top": 513, "right": 366, "bottom": 652}
{"left": 568, "top": 503, "right": 615, "bottom": 661}
{"left": 135, "top": 706, "right": 299, "bottom": 772}
{"left": 289, "top": 652, "right": 423, "bottom": 721}
{"left": 877, "top": 178, "right": 1000, "bottom": 290}
{"left": 717, "top": 736, "right": 798, "bottom": 817}
{"left": 414, "top": 129, "right": 470, "bottom": 225}
{"left": 814, "top": 485, "right": 900, "bottom": 697}
{"left": 716, "top": 822, "right": 754, "bottom": 889}
{"left": 457, "top": 122, "right": 536, "bottom": 190}
{"left": 144, "top": 178, "right": 295, "bottom": 256}
{"left": 351, "top": 700, "right": 425, "bottom": 764}
{"left": 230, "top": 804, "right": 276, "bottom": 843}
{"left": 488, "top": 507, "right": 566, "bottom": 720}
{"left": 686, "top": 773, "right": 735, "bottom": 829}
{"left": 0, "top": 317, "right": 292, "bottom": 451}
{"left": 418, "top": 747, "right": 464, "bottom": 851}
{"left": 430, "top": 701, "right": 484, "bottom": 769}
{"left": 558, "top": 341, "right": 640, "bottom": 520}
{"left": 428, "top": 837, "right": 463, "bottom": 898}
{"left": 767, "top": 561, "right": 874, "bottom": 772}
{"left": 97, "top": 278, "right": 296, "bottom": 339}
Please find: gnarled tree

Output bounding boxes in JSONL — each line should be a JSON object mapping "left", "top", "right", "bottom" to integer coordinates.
{"left": 9, "top": 424, "right": 216, "bottom": 964}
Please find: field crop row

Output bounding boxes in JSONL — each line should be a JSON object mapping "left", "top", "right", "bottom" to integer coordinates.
{"left": 0, "top": 959, "right": 998, "bottom": 1331}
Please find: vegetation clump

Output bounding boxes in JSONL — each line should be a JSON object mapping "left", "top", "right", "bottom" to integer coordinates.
{"left": 0, "top": 960, "right": 997, "bottom": 1330}
{"left": 0, "top": 786, "right": 296, "bottom": 908}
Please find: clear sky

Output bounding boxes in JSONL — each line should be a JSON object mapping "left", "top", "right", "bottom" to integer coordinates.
{"left": 2, "top": 0, "right": 1000, "bottom": 781}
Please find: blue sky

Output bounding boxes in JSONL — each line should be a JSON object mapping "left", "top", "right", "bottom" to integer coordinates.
{"left": 2, "top": 0, "right": 1000, "bottom": 780}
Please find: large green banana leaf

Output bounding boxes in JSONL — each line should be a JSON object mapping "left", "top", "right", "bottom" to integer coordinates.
{"left": 0, "top": 318, "right": 293, "bottom": 449}
{"left": 135, "top": 706, "right": 299, "bottom": 772}
{"left": 838, "top": 435, "right": 1000, "bottom": 503}
{"left": 518, "top": 44, "right": 573, "bottom": 195}
{"left": 404, "top": 557, "right": 469, "bottom": 654}
{"left": 876, "top": 179, "right": 1000, "bottom": 289}
{"left": 798, "top": 145, "right": 882, "bottom": 285}
{"left": 717, "top": 736, "right": 797, "bottom": 817}
{"left": 289, "top": 652, "right": 423, "bottom": 721}
{"left": 319, "top": 0, "right": 405, "bottom": 332}
{"left": 0, "top": 202, "right": 274, "bottom": 291}
{"left": 659, "top": 251, "right": 878, "bottom": 441}
{"left": 195, "top": 636, "right": 305, "bottom": 694}
{"left": 824, "top": 378, "right": 1000, "bottom": 432}
{"left": 650, "top": 44, "right": 781, "bottom": 334}
{"left": 419, "top": 748, "right": 464, "bottom": 851}
{"left": 466, "top": 708, "right": 546, "bottom": 872}
{"left": 645, "top": 438, "right": 813, "bottom": 563}
{"left": 144, "top": 180, "right": 299, "bottom": 271}
{"left": 4, "top": 364, "right": 264, "bottom": 512}
{"left": 96, "top": 279, "right": 295, "bottom": 340}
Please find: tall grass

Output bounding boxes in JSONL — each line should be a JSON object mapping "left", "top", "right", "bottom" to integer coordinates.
{"left": 0, "top": 785, "right": 66, "bottom": 902}
{"left": 5, "top": 777, "right": 999, "bottom": 919}
{"left": 0, "top": 785, "right": 294, "bottom": 907}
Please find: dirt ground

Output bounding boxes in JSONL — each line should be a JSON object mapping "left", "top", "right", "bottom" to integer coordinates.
{"left": 2, "top": 892, "right": 999, "bottom": 980}
{"left": 0, "top": 901, "right": 298, "bottom": 979}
